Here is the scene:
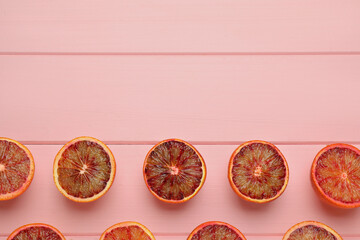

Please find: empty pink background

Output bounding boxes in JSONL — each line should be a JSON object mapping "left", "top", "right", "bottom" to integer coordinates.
{"left": 1, "top": 1, "right": 360, "bottom": 239}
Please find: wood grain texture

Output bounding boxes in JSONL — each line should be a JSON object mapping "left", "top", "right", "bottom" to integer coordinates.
{"left": 1, "top": 55, "right": 360, "bottom": 143}
{"left": 0, "top": 144, "right": 359, "bottom": 239}
{"left": 0, "top": 1, "right": 359, "bottom": 53}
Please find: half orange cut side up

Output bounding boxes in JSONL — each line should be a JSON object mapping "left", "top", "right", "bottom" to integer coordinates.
{"left": 100, "top": 222, "right": 156, "bottom": 240}
{"left": 187, "top": 221, "right": 247, "bottom": 240}
{"left": 311, "top": 143, "right": 360, "bottom": 208}
{"left": 228, "top": 140, "right": 289, "bottom": 203}
{"left": 7, "top": 223, "right": 66, "bottom": 240}
{"left": 143, "top": 139, "right": 206, "bottom": 203}
{"left": 283, "top": 221, "right": 343, "bottom": 240}
{"left": 0, "top": 137, "right": 35, "bottom": 201}
{"left": 53, "top": 136, "right": 116, "bottom": 202}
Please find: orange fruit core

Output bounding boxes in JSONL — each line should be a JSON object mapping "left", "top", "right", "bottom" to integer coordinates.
{"left": 286, "top": 224, "right": 338, "bottom": 240}
{"left": 9, "top": 226, "right": 63, "bottom": 240}
{"left": 314, "top": 146, "right": 360, "bottom": 204}
{"left": 230, "top": 142, "right": 287, "bottom": 201}
{"left": 56, "top": 140, "right": 113, "bottom": 199}
{"left": 188, "top": 222, "right": 246, "bottom": 240}
{"left": 144, "top": 139, "right": 205, "bottom": 202}
{"left": 0, "top": 140, "right": 32, "bottom": 199}
{"left": 103, "top": 225, "right": 153, "bottom": 240}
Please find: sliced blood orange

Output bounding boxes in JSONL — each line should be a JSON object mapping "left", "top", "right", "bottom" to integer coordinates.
{"left": 187, "top": 221, "right": 247, "bottom": 240}
{"left": 143, "top": 139, "right": 206, "bottom": 203}
{"left": 100, "top": 222, "right": 156, "bottom": 240}
{"left": 311, "top": 143, "right": 360, "bottom": 208}
{"left": 53, "top": 136, "right": 116, "bottom": 202}
{"left": 0, "top": 137, "right": 35, "bottom": 201}
{"left": 283, "top": 221, "right": 343, "bottom": 240}
{"left": 228, "top": 140, "right": 289, "bottom": 203}
{"left": 7, "top": 223, "right": 66, "bottom": 240}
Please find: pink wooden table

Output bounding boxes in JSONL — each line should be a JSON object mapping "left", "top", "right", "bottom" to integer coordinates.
{"left": 1, "top": 1, "right": 360, "bottom": 239}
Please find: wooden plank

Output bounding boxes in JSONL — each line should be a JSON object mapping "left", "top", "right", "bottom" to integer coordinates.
{"left": 0, "top": 1, "right": 359, "bottom": 53}
{"left": 1, "top": 55, "right": 360, "bottom": 143}
{"left": 0, "top": 144, "right": 359, "bottom": 238}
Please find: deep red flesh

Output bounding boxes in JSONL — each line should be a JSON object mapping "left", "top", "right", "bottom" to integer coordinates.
{"left": 144, "top": 140, "right": 204, "bottom": 201}
{"left": 190, "top": 224, "right": 245, "bottom": 240}
{"left": 104, "top": 225, "right": 152, "bottom": 240}
{"left": 0, "top": 140, "right": 30, "bottom": 195}
{"left": 231, "top": 142, "right": 286, "bottom": 200}
{"left": 315, "top": 146, "right": 360, "bottom": 204}
{"left": 57, "top": 140, "right": 112, "bottom": 198}
{"left": 287, "top": 225, "right": 337, "bottom": 240}
{"left": 10, "top": 226, "right": 62, "bottom": 240}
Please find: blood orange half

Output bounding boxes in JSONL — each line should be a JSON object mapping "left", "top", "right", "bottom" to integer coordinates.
{"left": 7, "top": 223, "right": 66, "bottom": 240}
{"left": 53, "top": 136, "right": 116, "bottom": 202}
{"left": 0, "top": 137, "right": 35, "bottom": 201}
{"left": 228, "top": 140, "right": 289, "bottom": 203}
{"left": 187, "top": 221, "right": 246, "bottom": 240}
{"left": 283, "top": 221, "right": 343, "bottom": 240}
{"left": 311, "top": 143, "right": 360, "bottom": 208}
{"left": 100, "top": 222, "right": 156, "bottom": 240}
{"left": 143, "top": 139, "right": 206, "bottom": 203}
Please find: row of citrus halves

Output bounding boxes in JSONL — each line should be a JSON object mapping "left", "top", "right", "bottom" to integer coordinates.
{"left": 5, "top": 220, "right": 344, "bottom": 240}
{"left": 0, "top": 137, "right": 359, "bottom": 208}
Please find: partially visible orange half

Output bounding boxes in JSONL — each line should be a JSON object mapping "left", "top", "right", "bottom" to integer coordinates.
{"left": 7, "top": 223, "right": 66, "bottom": 240}
{"left": 53, "top": 136, "right": 116, "bottom": 202}
{"left": 187, "top": 221, "right": 247, "bottom": 240}
{"left": 0, "top": 137, "right": 35, "bottom": 201}
{"left": 143, "top": 139, "right": 206, "bottom": 203}
{"left": 311, "top": 143, "right": 360, "bottom": 208}
{"left": 228, "top": 140, "right": 289, "bottom": 203}
{"left": 100, "top": 221, "right": 156, "bottom": 240}
{"left": 283, "top": 221, "right": 343, "bottom": 240}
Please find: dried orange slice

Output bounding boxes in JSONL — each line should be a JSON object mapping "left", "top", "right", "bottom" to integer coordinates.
{"left": 283, "top": 221, "right": 343, "bottom": 240}
{"left": 100, "top": 222, "right": 156, "bottom": 240}
{"left": 53, "top": 136, "right": 116, "bottom": 202}
{"left": 0, "top": 137, "right": 35, "bottom": 201}
{"left": 311, "top": 143, "right": 360, "bottom": 208}
{"left": 187, "top": 221, "right": 246, "bottom": 240}
{"left": 228, "top": 140, "right": 289, "bottom": 203}
{"left": 7, "top": 223, "right": 66, "bottom": 240}
{"left": 143, "top": 139, "right": 206, "bottom": 203}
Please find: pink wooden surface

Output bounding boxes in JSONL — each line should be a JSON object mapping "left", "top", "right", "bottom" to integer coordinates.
{"left": 1, "top": 55, "right": 360, "bottom": 144}
{"left": 1, "top": 1, "right": 360, "bottom": 239}
{"left": 0, "top": 1, "right": 360, "bottom": 53}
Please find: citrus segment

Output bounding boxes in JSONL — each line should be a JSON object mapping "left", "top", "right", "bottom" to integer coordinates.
{"left": 283, "top": 221, "right": 343, "bottom": 240}
{"left": 311, "top": 144, "right": 360, "bottom": 208}
{"left": 54, "top": 136, "right": 115, "bottom": 202}
{"left": 228, "top": 140, "right": 289, "bottom": 203}
{"left": 100, "top": 222, "right": 156, "bottom": 240}
{"left": 187, "top": 221, "right": 246, "bottom": 240}
{"left": 143, "top": 139, "right": 206, "bottom": 203}
{"left": 0, "top": 138, "right": 35, "bottom": 201}
{"left": 8, "top": 223, "right": 65, "bottom": 240}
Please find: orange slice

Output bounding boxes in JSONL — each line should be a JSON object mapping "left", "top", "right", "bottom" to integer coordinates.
{"left": 283, "top": 221, "right": 343, "bottom": 240}
{"left": 7, "top": 223, "right": 66, "bottom": 240}
{"left": 228, "top": 140, "right": 289, "bottom": 203}
{"left": 187, "top": 221, "right": 247, "bottom": 240}
{"left": 100, "top": 222, "right": 156, "bottom": 240}
{"left": 143, "top": 139, "right": 206, "bottom": 203}
{"left": 53, "top": 136, "right": 116, "bottom": 202}
{"left": 311, "top": 143, "right": 360, "bottom": 208}
{"left": 0, "top": 137, "right": 35, "bottom": 201}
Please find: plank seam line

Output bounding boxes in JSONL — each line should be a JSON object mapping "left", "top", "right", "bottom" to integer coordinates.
{"left": 19, "top": 140, "right": 360, "bottom": 146}
{"left": 1, "top": 51, "right": 360, "bottom": 56}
